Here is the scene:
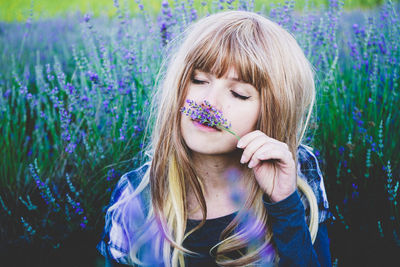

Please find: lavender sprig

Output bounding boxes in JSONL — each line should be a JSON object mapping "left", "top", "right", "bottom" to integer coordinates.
{"left": 180, "top": 100, "right": 240, "bottom": 140}
{"left": 20, "top": 216, "right": 36, "bottom": 239}
{"left": 0, "top": 195, "right": 12, "bottom": 216}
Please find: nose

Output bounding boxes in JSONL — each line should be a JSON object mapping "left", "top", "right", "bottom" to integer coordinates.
{"left": 202, "top": 81, "right": 223, "bottom": 110}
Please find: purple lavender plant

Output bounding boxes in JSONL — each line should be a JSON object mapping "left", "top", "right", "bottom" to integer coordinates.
{"left": 180, "top": 99, "right": 240, "bottom": 139}
{"left": 223, "top": 167, "right": 275, "bottom": 264}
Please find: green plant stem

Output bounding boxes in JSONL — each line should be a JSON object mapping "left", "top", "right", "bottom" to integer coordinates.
{"left": 218, "top": 126, "right": 240, "bottom": 140}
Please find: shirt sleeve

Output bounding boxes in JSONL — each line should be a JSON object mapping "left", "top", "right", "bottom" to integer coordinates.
{"left": 96, "top": 164, "right": 151, "bottom": 266}
{"left": 264, "top": 190, "right": 332, "bottom": 267}
{"left": 96, "top": 174, "right": 135, "bottom": 265}
{"left": 297, "top": 145, "right": 335, "bottom": 224}
{"left": 260, "top": 145, "right": 335, "bottom": 266}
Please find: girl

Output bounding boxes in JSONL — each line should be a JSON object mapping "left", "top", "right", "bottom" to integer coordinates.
{"left": 97, "top": 10, "right": 333, "bottom": 267}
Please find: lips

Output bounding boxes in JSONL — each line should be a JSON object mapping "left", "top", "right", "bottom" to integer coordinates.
{"left": 191, "top": 119, "right": 221, "bottom": 131}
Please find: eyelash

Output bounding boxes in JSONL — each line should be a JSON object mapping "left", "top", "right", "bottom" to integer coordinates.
{"left": 230, "top": 90, "right": 250, "bottom": 100}
{"left": 192, "top": 78, "right": 207, "bottom": 84}
{"left": 191, "top": 78, "right": 250, "bottom": 100}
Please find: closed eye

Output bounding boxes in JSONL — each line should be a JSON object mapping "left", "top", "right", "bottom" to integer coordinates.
{"left": 192, "top": 78, "right": 208, "bottom": 85}
{"left": 230, "top": 90, "right": 250, "bottom": 100}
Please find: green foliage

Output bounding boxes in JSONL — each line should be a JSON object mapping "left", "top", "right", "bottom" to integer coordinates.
{"left": 0, "top": 0, "right": 394, "bottom": 22}
{"left": 0, "top": 0, "right": 399, "bottom": 265}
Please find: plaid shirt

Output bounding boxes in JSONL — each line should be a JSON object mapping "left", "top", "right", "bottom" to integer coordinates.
{"left": 97, "top": 144, "right": 334, "bottom": 265}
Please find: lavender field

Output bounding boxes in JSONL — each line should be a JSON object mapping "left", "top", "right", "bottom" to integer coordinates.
{"left": 0, "top": 0, "right": 399, "bottom": 266}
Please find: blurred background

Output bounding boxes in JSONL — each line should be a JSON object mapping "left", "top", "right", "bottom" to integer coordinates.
{"left": 0, "top": 0, "right": 399, "bottom": 266}
{"left": 0, "top": 0, "right": 390, "bottom": 22}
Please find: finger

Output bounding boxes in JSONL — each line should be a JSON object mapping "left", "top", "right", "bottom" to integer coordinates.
{"left": 240, "top": 134, "right": 269, "bottom": 164}
{"left": 237, "top": 130, "right": 264, "bottom": 149}
{"left": 237, "top": 130, "right": 281, "bottom": 149}
{"left": 247, "top": 143, "right": 284, "bottom": 168}
{"left": 253, "top": 144, "right": 294, "bottom": 167}
{"left": 247, "top": 142, "right": 292, "bottom": 168}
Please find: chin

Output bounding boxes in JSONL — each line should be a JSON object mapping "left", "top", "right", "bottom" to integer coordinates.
{"left": 185, "top": 138, "right": 237, "bottom": 155}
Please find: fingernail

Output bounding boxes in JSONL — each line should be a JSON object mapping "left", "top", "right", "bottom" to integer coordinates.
{"left": 240, "top": 155, "right": 246, "bottom": 164}
{"left": 248, "top": 160, "right": 255, "bottom": 168}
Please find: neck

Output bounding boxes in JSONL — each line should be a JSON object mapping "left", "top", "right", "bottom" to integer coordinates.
{"left": 186, "top": 149, "right": 250, "bottom": 219}
{"left": 191, "top": 149, "right": 244, "bottom": 195}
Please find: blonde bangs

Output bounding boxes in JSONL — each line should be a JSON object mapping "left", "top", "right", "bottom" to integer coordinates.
{"left": 184, "top": 18, "right": 269, "bottom": 91}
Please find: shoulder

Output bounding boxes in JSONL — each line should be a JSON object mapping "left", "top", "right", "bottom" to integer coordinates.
{"left": 97, "top": 163, "right": 151, "bottom": 264}
{"left": 124, "top": 163, "right": 151, "bottom": 188}
{"left": 107, "top": 162, "right": 151, "bottom": 224}
{"left": 109, "top": 163, "right": 151, "bottom": 205}
{"left": 297, "top": 144, "right": 322, "bottom": 176}
{"left": 296, "top": 145, "right": 334, "bottom": 224}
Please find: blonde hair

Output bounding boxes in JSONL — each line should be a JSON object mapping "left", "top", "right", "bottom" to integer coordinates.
{"left": 131, "top": 10, "right": 317, "bottom": 266}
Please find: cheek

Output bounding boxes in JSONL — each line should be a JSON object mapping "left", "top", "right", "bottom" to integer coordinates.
{"left": 180, "top": 112, "right": 188, "bottom": 132}
{"left": 184, "top": 87, "right": 198, "bottom": 101}
{"left": 230, "top": 105, "right": 260, "bottom": 133}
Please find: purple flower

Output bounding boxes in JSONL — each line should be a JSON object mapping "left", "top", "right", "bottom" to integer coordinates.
{"left": 180, "top": 99, "right": 239, "bottom": 139}
{"left": 30, "top": 163, "right": 60, "bottom": 211}
{"left": 65, "top": 83, "right": 76, "bottom": 94}
{"left": 87, "top": 71, "right": 99, "bottom": 83}
{"left": 81, "top": 95, "right": 89, "bottom": 102}
{"left": 339, "top": 146, "right": 345, "bottom": 155}
{"left": 225, "top": 168, "right": 245, "bottom": 205}
{"left": 158, "top": 0, "right": 175, "bottom": 46}
{"left": 124, "top": 52, "right": 136, "bottom": 65}
{"left": 106, "top": 168, "right": 116, "bottom": 181}
{"left": 83, "top": 13, "right": 91, "bottom": 23}
{"left": 65, "top": 142, "right": 76, "bottom": 154}
{"left": 3, "top": 89, "right": 11, "bottom": 99}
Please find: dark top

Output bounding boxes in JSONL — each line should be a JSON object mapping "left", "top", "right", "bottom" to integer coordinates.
{"left": 97, "top": 145, "right": 334, "bottom": 266}
{"left": 182, "top": 191, "right": 332, "bottom": 266}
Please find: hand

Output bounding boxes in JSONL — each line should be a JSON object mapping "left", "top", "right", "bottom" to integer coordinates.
{"left": 237, "top": 130, "right": 297, "bottom": 203}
